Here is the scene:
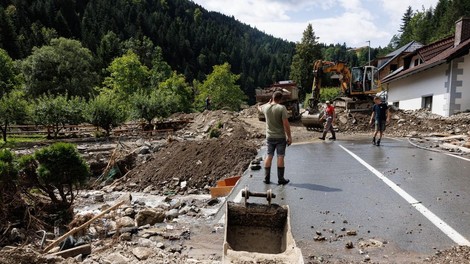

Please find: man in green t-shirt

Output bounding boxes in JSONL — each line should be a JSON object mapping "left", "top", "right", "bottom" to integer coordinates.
{"left": 258, "top": 91, "right": 292, "bottom": 185}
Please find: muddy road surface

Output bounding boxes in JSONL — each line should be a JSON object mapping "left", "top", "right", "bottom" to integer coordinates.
{"left": 223, "top": 135, "right": 470, "bottom": 263}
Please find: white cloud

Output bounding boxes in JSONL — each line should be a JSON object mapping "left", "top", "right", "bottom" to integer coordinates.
{"left": 309, "top": 12, "right": 390, "bottom": 47}
{"left": 380, "top": 0, "right": 439, "bottom": 30}
{"left": 191, "top": 0, "right": 439, "bottom": 47}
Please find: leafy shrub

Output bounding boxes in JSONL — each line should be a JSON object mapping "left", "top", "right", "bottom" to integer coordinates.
{"left": 19, "top": 143, "right": 90, "bottom": 206}
{"left": 209, "top": 128, "right": 221, "bottom": 138}
{"left": 304, "top": 87, "right": 340, "bottom": 107}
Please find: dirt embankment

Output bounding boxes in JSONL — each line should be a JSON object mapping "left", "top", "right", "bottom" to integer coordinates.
{"left": 123, "top": 138, "right": 258, "bottom": 194}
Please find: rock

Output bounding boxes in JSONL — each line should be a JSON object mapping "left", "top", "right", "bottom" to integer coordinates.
{"left": 207, "top": 198, "right": 219, "bottom": 206}
{"left": 157, "top": 242, "right": 165, "bottom": 249}
{"left": 166, "top": 209, "right": 180, "bottom": 220}
{"left": 345, "top": 241, "right": 354, "bottom": 249}
{"left": 313, "top": 235, "right": 326, "bottom": 241}
{"left": 178, "top": 206, "right": 191, "bottom": 215}
{"left": 346, "top": 230, "right": 357, "bottom": 236}
{"left": 116, "top": 216, "right": 135, "bottom": 228}
{"left": 103, "top": 253, "right": 129, "bottom": 264}
{"left": 119, "top": 232, "right": 132, "bottom": 241}
{"left": 364, "top": 255, "right": 371, "bottom": 261}
{"left": 339, "top": 116, "right": 348, "bottom": 124}
{"left": 143, "top": 185, "right": 154, "bottom": 193}
{"left": 138, "top": 146, "right": 151, "bottom": 155}
{"left": 464, "top": 141, "right": 470, "bottom": 148}
{"left": 135, "top": 209, "right": 166, "bottom": 226}
{"left": 169, "top": 245, "right": 183, "bottom": 253}
{"left": 180, "top": 181, "right": 187, "bottom": 188}
{"left": 250, "top": 164, "right": 261, "bottom": 170}
{"left": 392, "top": 114, "right": 400, "bottom": 120}
{"left": 93, "top": 193, "right": 104, "bottom": 203}
{"left": 123, "top": 208, "right": 135, "bottom": 217}
{"left": 132, "top": 247, "right": 154, "bottom": 260}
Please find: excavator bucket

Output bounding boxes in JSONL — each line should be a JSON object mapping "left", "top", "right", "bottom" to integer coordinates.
{"left": 300, "top": 111, "right": 323, "bottom": 129}
{"left": 300, "top": 97, "right": 324, "bottom": 129}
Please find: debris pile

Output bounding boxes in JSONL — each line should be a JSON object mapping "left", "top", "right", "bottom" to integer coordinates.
{"left": 119, "top": 138, "right": 258, "bottom": 195}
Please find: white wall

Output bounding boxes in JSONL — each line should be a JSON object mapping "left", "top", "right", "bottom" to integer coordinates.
{"left": 455, "top": 53, "right": 470, "bottom": 113}
{"left": 387, "top": 64, "right": 450, "bottom": 116}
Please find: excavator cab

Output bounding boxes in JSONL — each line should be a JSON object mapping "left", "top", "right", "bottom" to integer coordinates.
{"left": 351, "top": 66, "right": 379, "bottom": 94}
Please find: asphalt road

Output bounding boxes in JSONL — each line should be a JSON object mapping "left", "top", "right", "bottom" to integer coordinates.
{"left": 223, "top": 136, "right": 470, "bottom": 262}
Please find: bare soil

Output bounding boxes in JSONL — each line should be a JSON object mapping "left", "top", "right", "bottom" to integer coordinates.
{"left": 123, "top": 138, "right": 258, "bottom": 194}
{"left": 1, "top": 107, "right": 470, "bottom": 263}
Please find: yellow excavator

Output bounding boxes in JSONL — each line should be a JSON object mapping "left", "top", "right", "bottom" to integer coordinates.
{"left": 300, "top": 60, "right": 381, "bottom": 129}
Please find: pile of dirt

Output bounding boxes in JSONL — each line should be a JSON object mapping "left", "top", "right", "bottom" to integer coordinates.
{"left": 424, "top": 246, "right": 470, "bottom": 263}
{"left": 335, "top": 108, "right": 470, "bottom": 137}
{"left": 0, "top": 247, "right": 75, "bottom": 264}
{"left": 122, "top": 138, "right": 258, "bottom": 194}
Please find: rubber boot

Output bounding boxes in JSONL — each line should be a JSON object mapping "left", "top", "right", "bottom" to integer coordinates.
{"left": 372, "top": 137, "right": 376, "bottom": 145}
{"left": 277, "top": 167, "right": 290, "bottom": 185}
{"left": 376, "top": 139, "right": 381, "bottom": 146}
{"left": 264, "top": 167, "right": 271, "bottom": 184}
{"left": 329, "top": 130, "right": 336, "bottom": 140}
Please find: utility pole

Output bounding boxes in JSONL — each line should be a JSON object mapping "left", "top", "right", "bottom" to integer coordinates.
{"left": 366, "top": 40, "right": 371, "bottom": 66}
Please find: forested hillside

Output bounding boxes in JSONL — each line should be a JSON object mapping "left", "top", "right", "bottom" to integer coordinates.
{"left": 396, "top": 0, "right": 470, "bottom": 46}
{"left": 0, "top": 0, "right": 295, "bottom": 102}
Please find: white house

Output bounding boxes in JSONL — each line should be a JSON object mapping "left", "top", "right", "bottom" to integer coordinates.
{"left": 382, "top": 18, "right": 470, "bottom": 117}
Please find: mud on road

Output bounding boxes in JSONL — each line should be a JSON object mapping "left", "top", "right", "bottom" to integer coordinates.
{"left": 1, "top": 107, "right": 470, "bottom": 263}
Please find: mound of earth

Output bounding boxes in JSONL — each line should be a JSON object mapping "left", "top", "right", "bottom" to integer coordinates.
{"left": 335, "top": 108, "right": 470, "bottom": 137}
{"left": 123, "top": 138, "right": 258, "bottom": 194}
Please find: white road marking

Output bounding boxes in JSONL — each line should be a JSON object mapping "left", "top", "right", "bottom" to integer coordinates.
{"left": 387, "top": 137, "right": 403, "bottom": 142}
{"left": 339, "top": 144, "right": 470, "bottom": 246}
{"left": 446, "top": 153, "right": 470, "bottom": 162}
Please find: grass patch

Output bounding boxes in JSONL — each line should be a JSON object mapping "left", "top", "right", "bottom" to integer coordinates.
{"left": 0, "top": 134, "right": 47, "bottom": 148}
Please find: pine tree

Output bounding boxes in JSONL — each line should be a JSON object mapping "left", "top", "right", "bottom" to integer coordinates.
{"left": 289, "top": 24, "right": 322, "bottom": 97}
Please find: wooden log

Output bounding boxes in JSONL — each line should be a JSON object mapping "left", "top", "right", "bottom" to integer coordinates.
{"left": 43, "top": 194, "right": 130, "bottom": 253}
{"left": 49, "top": 244, "right": 91, "bottom": 258}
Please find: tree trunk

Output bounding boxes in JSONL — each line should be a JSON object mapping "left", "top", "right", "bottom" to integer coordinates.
{"left": 1, "top": 122, "right": 8, "bottom": 142}
{"left": 1, "top": 128, "right": 6, "bottom": 143}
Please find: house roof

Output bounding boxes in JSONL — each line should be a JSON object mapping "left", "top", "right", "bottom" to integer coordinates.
{"left": 382, "top": 37, "right": 470, "bottom": 83}
{"left": 377, "top": 41, "right": 423, "bottom": 71}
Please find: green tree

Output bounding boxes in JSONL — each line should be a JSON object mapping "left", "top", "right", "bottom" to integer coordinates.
{"left": 22, "top": 37, "right": 98, "bottom": 98}
{"left": 19, "top": 143, "right": 90, "bottom": 206}
{"left": 0, "top": 91, "right": 29, "bottom": 143}
{"left": 158, "top": 71, "right": 192, "bottom": 113}
{"left": 290, "top": 24, "right": 322, "bottom": 97}
{"left": 32, "top": 94, "right": 85, "bottom": 139}
{"left": 196, "top": 63, "right": 246, "bottom": 111}
{"left": 86, "top": 91, "right": 128, "bottom": 137}
{"left": 97, "top": 31, "right": 122, "bottom": 71}
{"left": 104, "top": 50, "right": 150, "bottom": 98}
{"left": 122, "top": 36, "right": 155, "bottom": 68}
{"left": 400, "top": 6, "right": 414, "bottom": 32}
{"left": 0, "top": 48, "right": 20, "bottom": 96}
{"left": 130, "top": 89, "right": 168, "bottom": 125}
{"left": 0, "top": 149, "right": 18, "bottom": 204}
{"left": 150, "top": 46, "right": 172, "bottom": 86}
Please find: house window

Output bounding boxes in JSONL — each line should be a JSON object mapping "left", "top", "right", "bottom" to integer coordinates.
{"left": 414, "top": 59, "right": 421, "bottom": 66}
{"left": 422, "top": 96, "right": 433, "bottom": 110}
{"left": 390, "top": 64, "right": 398, "bottom": 72}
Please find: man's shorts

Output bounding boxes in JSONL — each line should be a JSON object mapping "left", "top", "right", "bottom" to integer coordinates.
{"left": 375, "top": 120, "right": 386, "bottom": 132}
{"left": 267, "top": 138, "right": 287, "bottom": 156}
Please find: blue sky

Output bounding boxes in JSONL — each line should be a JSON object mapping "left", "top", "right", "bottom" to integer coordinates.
{"left": 191, "top": 0, "right": 439, "bottom": 48}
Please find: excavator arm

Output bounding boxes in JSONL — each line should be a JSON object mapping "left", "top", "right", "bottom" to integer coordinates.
{"left": 307, "top": 60, "right": 351, "bottom": 112}
{"left": 301, "top": 60, "right": 352, "bottom": 129}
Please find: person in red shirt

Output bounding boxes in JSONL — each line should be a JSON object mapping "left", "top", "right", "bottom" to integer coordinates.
{"left": 319, "top": 101, "right": 336, "bottom": 140}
